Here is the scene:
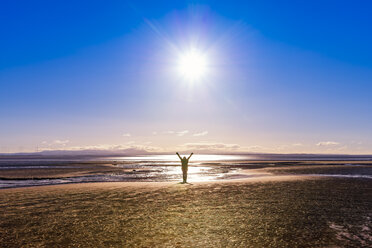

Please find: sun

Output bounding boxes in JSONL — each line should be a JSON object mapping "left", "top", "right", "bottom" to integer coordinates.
{"left": 178, "top": 50, "right": 207, "bottom": 81}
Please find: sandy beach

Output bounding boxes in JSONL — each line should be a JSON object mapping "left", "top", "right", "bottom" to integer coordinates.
{"left": 1, "top": 163, "right": 371, "bottom": 247}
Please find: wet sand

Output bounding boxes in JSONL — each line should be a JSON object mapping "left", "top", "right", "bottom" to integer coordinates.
{"left": 2, "top": 160, "right": 372, "bottom": 188}
{"left": 1, "top": 163, "right": 372, "bottom": 247}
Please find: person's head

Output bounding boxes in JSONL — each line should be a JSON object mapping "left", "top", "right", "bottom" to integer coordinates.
{"left": 183, "top": 156, "right": 186, "bottom": 160}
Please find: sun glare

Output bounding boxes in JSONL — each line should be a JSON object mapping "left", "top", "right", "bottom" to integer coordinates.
{"left": 178, "top": 50, "right": 207, "bottom": 81}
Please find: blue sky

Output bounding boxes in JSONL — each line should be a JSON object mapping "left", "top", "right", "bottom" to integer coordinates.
{"left": 1, "top": 0, "right": 372, "bottom": 154}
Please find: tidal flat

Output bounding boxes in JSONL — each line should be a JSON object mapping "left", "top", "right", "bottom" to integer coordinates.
{"left": 0, "top": 160, "right": 371, "bottom": 247}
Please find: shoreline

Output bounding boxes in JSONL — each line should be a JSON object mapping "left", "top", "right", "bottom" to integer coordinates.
{"left": 0, "top": 173, "right": 319, "bottom": 192}
{"left": 2, "top": 160, "right": 372, "bottom": 190}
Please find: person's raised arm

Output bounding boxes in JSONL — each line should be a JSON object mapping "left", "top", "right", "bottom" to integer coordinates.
{"left": 187, "top": 152, "right": 193, "bottom": 160}
{"left": 176, "top": 152, "right": 182, "bottom": 160}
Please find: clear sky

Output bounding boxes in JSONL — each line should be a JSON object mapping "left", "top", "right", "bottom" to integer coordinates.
{"left": 1, "top": 0, "right": 372, "bottom": 154}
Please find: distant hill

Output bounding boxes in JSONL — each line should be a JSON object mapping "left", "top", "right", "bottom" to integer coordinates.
{"left": 1, "top": 149, "right": 372, "bottom": 161}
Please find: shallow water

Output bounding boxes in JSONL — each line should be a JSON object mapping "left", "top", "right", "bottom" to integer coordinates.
{"left": 0, "top": 166, "right": 242, "bottom": 188}
{"left": 1, "top": 154, "right": 372, "bottom": 189}
{"left": 308, "top": 174, "right": 372, "bottom": 179}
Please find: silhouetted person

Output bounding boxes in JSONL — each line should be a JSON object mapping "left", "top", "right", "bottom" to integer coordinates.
{"left": 176, "top": 152, "right": 193, "bottom": 183}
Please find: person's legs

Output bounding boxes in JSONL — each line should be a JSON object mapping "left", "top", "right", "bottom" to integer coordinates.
{"left": 182, "top": 168, "right": 188, "bottom": 183}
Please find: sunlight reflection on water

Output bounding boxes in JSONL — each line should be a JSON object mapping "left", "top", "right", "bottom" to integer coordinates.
{"left": 149, "top": 166, "right": 225, "bottom": 182}
{"left": 0, "top": 166, "right": 236, "bottom": 188}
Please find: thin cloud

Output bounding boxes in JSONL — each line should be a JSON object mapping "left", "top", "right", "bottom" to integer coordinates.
{"left": 292, "top": 143, "right": 303, "bottom": 147}
{"left": 53, "top": 139, "right": 69, "bottom": 145}
{"left": 316, "top": 141, "right": 340, "bottom": 146}
{"left": 40, "top": 143, "right": 163, "bottom": 153}
{"left": 193, "top": 131, "right": 208, "bottom": 137}
{"left": 164, "top": 131, "right": 175, "bottom": 134}
{"left": 122, "top": 133, "right": 131, "bottom": 137}
{"left": 181, "top": 142, "right": 240, "bottom": 151}
{"left": 246, "top": 145, "right": 264, "bottom": 151}
{"left": 163, "top": 130, "right": 189, "bottom": 136}
{"left": 40, "top": 139, "right": 70, "bottom": 148}
{"left": 176, "top": 130, "right": 189, "bottom": 136}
